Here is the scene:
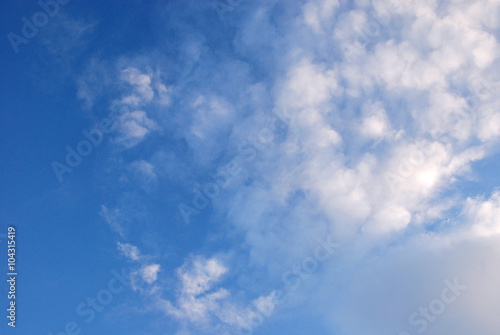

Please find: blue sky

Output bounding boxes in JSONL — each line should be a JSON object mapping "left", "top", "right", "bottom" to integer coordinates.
{"left": 2, "top": 0, "right": 500, "bottom": 334}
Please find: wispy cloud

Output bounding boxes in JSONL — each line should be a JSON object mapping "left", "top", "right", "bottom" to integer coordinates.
{"left": 100, "top": 205, "right": 125, "bottom": 238}
{"left": 117, "top": 242, "right": 141, "bottom": 261}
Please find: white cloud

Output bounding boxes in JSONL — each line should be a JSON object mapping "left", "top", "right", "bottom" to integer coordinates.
{"left": 155, "top": 256, "right": 279, "bottom": 334}
{"left": 302, "top": 0, "right": 339, "bottom": 33}
{"left": 185, "top": 95, "right": 238, "bottom": 166}
{"left": 359, "top": 101, "right": 394, "bottom": 139}
{"left": 117, "top": 242, "right": 141, "bottom": 261}
{"left": 178, "top": 257, "right": 227, "bottom": 296}
{"left": 464, "top": 191, "right": 500, "bottom": 237}
{"left": 129, "top": 160, "right": 157, "bottom": 183}
{"left": 77, "top": 58, "right": 112, "bottom": 109}
{"left": 159, "top": 257, "right": 230, "bottom": 324}
{"left": 118, "top": 244, "right": 162, "bottom": 291}
{"left": 120, "top": 67, "right": 155, "bottom": 106}
{"left": 205, "top": 2, "right": 500, "bottom": 333}
{"left": 77, "top": 65, "right": 170, "bottom": 150}
{"left": 99, "top": 205, "right": 125, "bottom": 238}
{"left": 278, "top": 58, "right": 341, "bottom": 112}
{"left": 141, "top": 264, "right": 161, "bottom": 284}
{"left": 86, "top": 1, "right": 500, "bottom": 334}
{"left": 155, "top": 82, "right": 171, "bottom": 106}
{"left": 41, "top": 14, "right": 97, "bottom": 57}
{"left": 114, "top": 110, "right": 159, "bottom": 148}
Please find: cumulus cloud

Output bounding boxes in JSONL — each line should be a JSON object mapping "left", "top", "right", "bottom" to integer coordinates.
{"left": 302, "top": 0, "right": 340, "bottom": 33}
{"left": 464, "top": 190, "right": 500, "bottom": 237}
{"left": 200, "top": 0, "right": 500, "bottom": 333}
{"left": 154, "top": 256, "right": 279, "bottom": 335}
{"left": 359, "top": 101, "right": 395, "bottom": 140}
{"left": 77, "top": 65, "right": 168, "bottom": 150}
{"left": 86, "top": 0, "right": 500, "bottom": 334}
{"left": 114, "top": 109, "right": 159, "bottom": 148}
{"left": 159, "top": 257, "right": 230, "bottom": 324}
{"left": 120, "top": 67, "right": 155, "bottom": 106}
{"left": 141, "top": 264, "right": 161, "bottom": 284}
{"left": 116, "top": 242, "right": 162, "bottom": 292}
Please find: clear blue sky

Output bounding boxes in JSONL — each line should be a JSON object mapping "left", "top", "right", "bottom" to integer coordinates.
{"left": 1, "top": 0, "right": 500, "bottom": 334}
